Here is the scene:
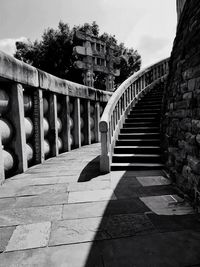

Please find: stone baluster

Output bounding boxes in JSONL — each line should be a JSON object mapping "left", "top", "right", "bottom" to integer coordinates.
{"left": 140, "top": 77, "right": 143, "bottom": 92}
{"left": 155, "top": 67, "right": 159, "bottom": 80}
{"left": 94, "top": 102, "right": 100, "bottom": 142}
{"left": 84, "top": 99, "right": 91, "bottom": 145}
{"left": 33, "top": 89, "right": 44, "bottom": 164}
{"left": 142, "top": 76, "right": 145, "bottom": 89}
{"left": 122, "top": 93, "right": 125, "bottom": 112}
{"left": 74, "top": 97, "right": 81, "bottom": 148}
{"left": 116, "top": 102, "right": 119, "bottom": 125}
{"left": 0, "top": 134, "right": 4, "bottom": 184}
{"left": 60, "top": 95, "right": 71, "bottom": 152}
{"left": 128, "top": 87, "right": 131, "bottom": 103}
{"left": 133, "top": 83, "right": 136, "bottom": 98}
{"left": 10, "top": 84, "right": 27, "bottom": 173}
{"left": 112, "top": 110, "right": 115, "bottom": 132}
{"left": 111, "top": 114, "right": 114, "bottom": 135}
{"left": 49, "top": 93, "right": 59, "bottom": 157}
{"left": 126, "top": 90, "right": 128, "bottom": 107}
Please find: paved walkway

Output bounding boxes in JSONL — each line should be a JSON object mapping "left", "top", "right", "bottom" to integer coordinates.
{"left": 0, "top": 143, "right": 200, "bottom": 266}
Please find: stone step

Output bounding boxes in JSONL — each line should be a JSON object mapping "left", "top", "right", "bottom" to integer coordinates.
{"left": 144, "top": 95, "right": 162, "bottom": 99}
{"left": 131, "top": 109, "right": 161, "bottom": 113}
{"left": 111, "top": 162, "right": 164, "bottom": 170}
{"left": 123, "top": 122, "right": 160, "bottom": 127}
{"left": 116, "top": 139, "right": 160, "bottom": 146}
{"left": 125, "top": 118, "right": 158, "bottom": 123}
{"left": 121, "top": 127, "right": 160, "bottom": 133}
{"left": 142, "top": 97, "right": 163, "bottom": 101}
{"left": 138, "top": 100, "right": 162, "bottom": 105}
{"left": 112, "top": 153, "right": 161, "bottom": 163}
{"left": 114, "top": 146, "right": 161, "bottom": 154}
{"left": 136, "top": 104, "right": 161, "bottom": 109}
{"left": 118, "top": 133, "right": 160, "bottom": 139}
{"left": 128, "top": 113, "right": 160, "bottom": 118}
{"left": 111, "top": 84, "right": 164, "bottom": 170}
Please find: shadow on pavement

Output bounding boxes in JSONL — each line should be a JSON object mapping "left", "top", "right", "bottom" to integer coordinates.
{"left": 78, "top": 158, "right": 200, "bottom": 266}
{"left": 78, "top": 156, "right": 101, "bottom": 182}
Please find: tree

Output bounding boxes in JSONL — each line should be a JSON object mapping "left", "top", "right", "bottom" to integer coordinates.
{"left": 15, "top": 21, "right": 74, "bottom": 80}
{"left": 14, "top": 21, "right": 141, "bottom": 89}
{"left": 115, "top": 48, "right": 141, "bottom": 85}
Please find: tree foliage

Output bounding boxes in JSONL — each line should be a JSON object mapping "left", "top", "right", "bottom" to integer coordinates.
{"left": 14, "top": 21, "right": 141, "bottom": 89}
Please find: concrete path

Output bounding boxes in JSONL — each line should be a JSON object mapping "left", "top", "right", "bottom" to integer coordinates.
{"left": 0, "top": 143, "right": 200, "bottom": 266}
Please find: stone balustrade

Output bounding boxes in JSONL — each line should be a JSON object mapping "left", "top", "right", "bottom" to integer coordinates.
{"left": 0, "top": 51, "right": 112, "bottom": 183}
{"left": 99, "top": 58, "right": 169, "bottom": 173}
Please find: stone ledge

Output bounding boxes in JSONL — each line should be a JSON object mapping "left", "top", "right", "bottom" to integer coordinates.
{"left": 0, "top": 51, "right": 39, "bottom": 87}
{"left": 0, "top": 51, "right": 112, "bottom": 101}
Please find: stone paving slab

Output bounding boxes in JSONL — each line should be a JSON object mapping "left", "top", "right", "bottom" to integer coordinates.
{"left": 0, "top": 243, "right": 103, "bottom": 267}
{"left": 49, "top": 214, "right": 155, "bottom": 246}
{"left": 114, "top": 183, "right": 177, "bottom": 199}
{"left": 0, "top": 143, "right": 200, "bottom": 267}
{"left": 0, "top": 226, "right": 15, "bottom": 252}
{"left": 116, "top": 170, "right": 165, "bottom": 177}
{"left": 0, "top": 184, "right": 68, "bottom": 198}
{"left": 16, "top": 184, "right": 68, "bottom": 196}
{"left": 49, "top": 217, "right": 108, "bottom": 245}
{"left": 0, "top": 197, "right": 16, "bottom": 210}
{"left": 6, "top": 222, "right": 51, "bottom": 252}
{"left": 97, "top": 230, "right": 200, "bottom": 267}
{"left": 68, "top": 189, "right": 116, "bottom": 204}
{"left": 68, "top": 180, "right": 110, "bottom": 192}
{"left": 0, "top": 205, "right": 63, "bottom": 226}
{"left": 111, "top": 175, "right": 141, "bottom": 189}
{"left": 146, "top": 213, "right": 200, "bottom": 233}
{"left": 136, "top": 175, "right": 171, "bottom": 186}
{"left": 62, "top": 199, "right": 149, "bottom": 220}
{"left": 4, "top": 176, "right": 69, "bottom": 187}
{"left": 140, "top": 195, "right": 195, "bottom": 215}
{"left": 14, "top": 193, "right": 69, "bottom": 208}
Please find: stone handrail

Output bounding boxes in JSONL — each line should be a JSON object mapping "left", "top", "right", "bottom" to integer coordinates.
{"left": 0, "top": 51, "right": 112, "bottom": 183}
{"left": 99, "top": 58, "right": 169, "bottom": 173}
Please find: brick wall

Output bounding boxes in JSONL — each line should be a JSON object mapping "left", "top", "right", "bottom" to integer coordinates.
{"left": 163, "top": 0, "right": 200, "bottom": 206}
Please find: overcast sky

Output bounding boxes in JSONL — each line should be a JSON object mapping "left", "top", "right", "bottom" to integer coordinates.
{"left": 0, "top": 0, "right": 177, "bottom": 67}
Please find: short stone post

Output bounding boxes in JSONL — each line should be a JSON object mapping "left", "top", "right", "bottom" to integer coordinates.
{"left": 100, "top": 121, "right": 110, "bottom": 173}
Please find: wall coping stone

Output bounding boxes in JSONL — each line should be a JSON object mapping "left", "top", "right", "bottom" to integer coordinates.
{"left": 0, "top": 51, "right": 112, "bottom": 101}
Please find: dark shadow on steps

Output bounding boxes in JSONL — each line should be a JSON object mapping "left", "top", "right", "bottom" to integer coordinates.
{"left": 76, "top": 157, "right": 200, "bottom": 267}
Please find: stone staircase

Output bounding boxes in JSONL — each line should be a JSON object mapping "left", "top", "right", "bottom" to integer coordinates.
{"left": 111, "top": 86, "right": 164, "bottom": 170}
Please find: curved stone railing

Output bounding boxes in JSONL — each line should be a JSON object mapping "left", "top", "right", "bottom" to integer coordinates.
{"left": 0, "top": 51, "right": 112, "bottom": 183}
{"left": 99, "top": 58, "right": 169, "bottom": 173}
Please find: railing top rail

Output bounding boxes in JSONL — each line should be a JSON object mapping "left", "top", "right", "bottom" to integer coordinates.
{"left": 0, "top": 50, "right": 112, "bottom": 101}
{"left": 100, "top": 57, "right": 169, "bottom": 128}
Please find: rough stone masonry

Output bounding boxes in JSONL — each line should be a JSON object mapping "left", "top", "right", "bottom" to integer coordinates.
{"left": 163, "top": 0, "right": 200, "bottom": 208}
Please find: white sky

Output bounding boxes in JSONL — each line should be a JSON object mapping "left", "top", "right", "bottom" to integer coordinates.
{"left": 0, "top": 0, "right": 177, "bottom": 67}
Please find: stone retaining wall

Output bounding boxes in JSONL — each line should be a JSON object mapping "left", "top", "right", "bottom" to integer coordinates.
{"left": 163, "top": 0, "right": 200, "bottom": 206}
